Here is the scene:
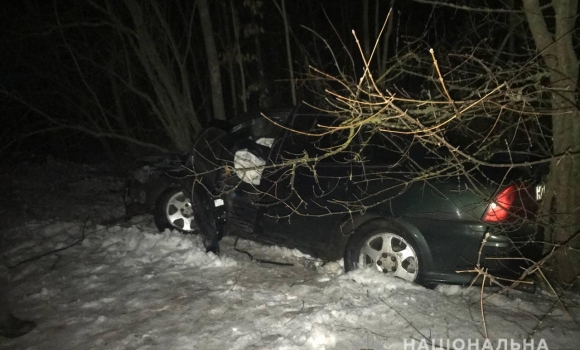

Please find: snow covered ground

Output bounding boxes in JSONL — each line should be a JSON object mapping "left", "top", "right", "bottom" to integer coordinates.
{"left": 1, "top": 159, "right": 579, "bottom": 350}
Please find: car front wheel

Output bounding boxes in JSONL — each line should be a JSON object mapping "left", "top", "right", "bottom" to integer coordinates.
{"left": 345, "top": 221, "right": 421, "bottom": 283}
{"left": 154, "top": 188, "right": 196, "bottom": 233}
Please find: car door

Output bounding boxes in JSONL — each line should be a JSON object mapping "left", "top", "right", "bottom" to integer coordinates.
{"left": 256, "top": 112, "right": 361, "bottom": 258}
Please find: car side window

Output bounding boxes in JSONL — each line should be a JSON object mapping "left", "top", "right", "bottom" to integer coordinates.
{"left": 358, "top": 129, "right": 446, "bottom": 170}
{"left": 275, "top": 114, "right": 355, "bottom": 163}
{"left": 357, "top": 129, "right": 409, "bottom": 166}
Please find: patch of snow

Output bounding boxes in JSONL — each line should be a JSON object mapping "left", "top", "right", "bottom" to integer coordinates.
{"left": 306, "top": 324, "right": 336, "bottom": 349}
{"left": 341, "top": 267, "right": 425, "bottom": 291}
{"left": 1, "top": 161, "right": 579, "bottom": 350}
{"left": 435, "top": 284, "right": 465, "bottom": 296}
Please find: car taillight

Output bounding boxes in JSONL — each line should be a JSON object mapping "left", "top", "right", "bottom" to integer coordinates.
{"left": 482, "top": 184, "right": 518, "bottom": 223}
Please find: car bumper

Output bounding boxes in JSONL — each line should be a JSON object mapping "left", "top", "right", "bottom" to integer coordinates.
{"left": 481, "top": 222, "right": 544, "bottom": 276}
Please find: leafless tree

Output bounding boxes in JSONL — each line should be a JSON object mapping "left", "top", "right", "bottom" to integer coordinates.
{"left": 199, "top": 0, "right": 226, "bottom": 121}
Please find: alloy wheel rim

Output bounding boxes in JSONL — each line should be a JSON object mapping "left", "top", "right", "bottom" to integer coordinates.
{"left": 358, "top": 232, "right": 418, "bottom": 282}
{"left": 165, "top": 191, "right": 195, "bottom": 231}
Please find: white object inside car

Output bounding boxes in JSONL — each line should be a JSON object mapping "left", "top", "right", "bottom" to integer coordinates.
{"left": 255, "top": 137, "right": 274, "bottom": 148}
{"left": 234, "top": 149, "right": 266, "bottom": 185}
{"left": 233, "top": 137, "right": 274, "bottom": 185}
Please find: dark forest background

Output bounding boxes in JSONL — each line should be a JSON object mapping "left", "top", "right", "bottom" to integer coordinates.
{"left": 1, "top": 0, "right": 510, "bottom": 160}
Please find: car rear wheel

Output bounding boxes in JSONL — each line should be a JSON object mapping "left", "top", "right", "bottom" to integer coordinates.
{"left": 154, "top": 188, "right": 196, "bottom": 233}
{"left": 345, "top": 221, "right": 421, "bottom": 283}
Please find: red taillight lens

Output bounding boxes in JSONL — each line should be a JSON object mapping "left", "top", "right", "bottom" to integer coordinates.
{"left": 482, "top": 184, "right": 518, "bottom": 223}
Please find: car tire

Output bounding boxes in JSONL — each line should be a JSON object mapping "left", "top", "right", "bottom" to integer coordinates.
{"left": 154, "top": 187, "right": 196, "bottom": 233}
{"left": 344, "top": 220, "right": 422, "bottom": 284}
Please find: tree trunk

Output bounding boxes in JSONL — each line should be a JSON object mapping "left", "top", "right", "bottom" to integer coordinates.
{"left": 198, "top": 0, "right": 226, "bottom": 121}
{"left": 363, "top": 0, "right": 370, "bottom": 58}
{"left": 523, "top": 0, "right": 580, "bottom": 284}
{"left": 222, "top": 3, "right": 238, "bottom": 117}
{"left": 231, "top": 1, "right": 247, "bottom": 113}
{"left": 273, "top": 0, "right": 296, "bottom": 105}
